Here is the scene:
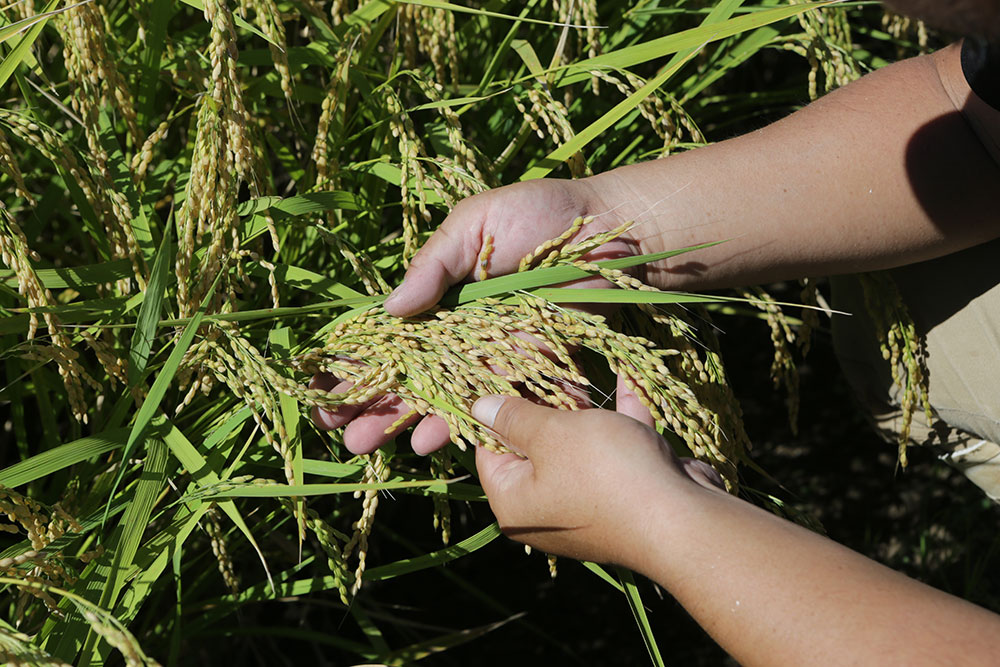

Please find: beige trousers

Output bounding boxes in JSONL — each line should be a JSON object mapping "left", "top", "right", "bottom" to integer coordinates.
{"left": 831, "top": 237, "right": 1000, "bottom": 502}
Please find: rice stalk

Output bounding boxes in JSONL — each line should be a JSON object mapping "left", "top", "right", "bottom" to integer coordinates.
{"left": 0, "top": 626, "right": 72, "bottom": 666}
{"left": 398, "top": 3, "right": 460, "bottom": 90}
{"left": 858, "top": 271, "right": 933, "bottom": 466}
{"left": 740, "top": 286, "right": 801, "bottom": 435}
{"left": 783, "top": 0, "right": 862, "bottom": 100}
{"left": 589, "top": 68, "right": 703, "bottom": 155}
{"left": 514, "top": 85, "right": 588, "bottom": 177}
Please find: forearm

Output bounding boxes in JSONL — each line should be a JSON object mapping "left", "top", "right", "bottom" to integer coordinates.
{"left": 633, "top": 483, "right": 1000, "bottom": 665}
{"left": 584, "top": 43, "right": 1000, "bottom": 290}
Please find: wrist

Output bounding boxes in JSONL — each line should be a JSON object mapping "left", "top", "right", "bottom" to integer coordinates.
{"left": 611, "top": 472, "right": 719, "bottom": 575}
{"left": 581, "top": 164, "right": 701, "bottom": 290}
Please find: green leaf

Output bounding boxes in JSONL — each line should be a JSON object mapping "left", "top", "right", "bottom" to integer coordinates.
{"left": 617, "top": 567, "right": 665, "bottom": 667}
{"left": 410, "top": 89, "right": 510, "bottom": 111}
{"left": 268, "top": 327, "right": 305, "bottom": 545}
{"left": 443, "top": 242, "right": 725, "bottom": 304}
{"left": 113, "top": 499, "right": 211, "bottom": 627}
{"left": 247, "top": 262, "right": 364, "bottom": 301}
{"left": 383, "top": 614, "right": 523, "bottom": 665}
{"left": 0, "top": 0, "right": 79, "bottom": 45}
{"left": 525, "top": 287, "right": 731, "bottom": 305}
{"left": 80, "top": 440, "right": 169, "bottom": 661}
{"left": 96, "top": 109, "right": 154, "bottom": 263}
{"left": 554, "top": 1, "right": 836, "bottom": 87}
{"left": 103, "top": 273, "right": 222, "bottom": 525}
{"left": 301, "top": 459, "right": 365, "bottom": 478}
{"left": 178, "top": 0, "right": 280, "bottom": 47}
{"left": 161, "top": 420, "right": 275, "bottom": 593}
{"left": 203, "top": 407, "right": 253, "bottom": 450}
{"left": 0, "top": 429, "right": 128, "bottom": 488}
{"left": 396, "top": 0, "right": 603, "bottom": 28}
{"left": 208, "top": 477, "right": 453, "bottom": 498}
{"left": 0, "top": 0, "right": 58, "bottom": 90}
{"left": 237, "top": 191, "right": 359, "bottom": 217}
{"left": 128, "top": 224, "right": 172, "bottom": 389}
{"left": 364, "top": 522, "right": 502, "bottom": 581}
{"left": 0, "top": 259, "right": 133, "bottom": 290}
{"left": 581, "top": 561, "right": 625, "bottom": 593}
{"left": 136, "top": 0, "right": 175, "bottom": 124}
{"left": 520, "top": 47, "right": 699, "bottom": 180}
{"left": 511, "top": 39, "right": 545, "bottom": 78}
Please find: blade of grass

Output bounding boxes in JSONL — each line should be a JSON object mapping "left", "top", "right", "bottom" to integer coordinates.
{"left": 204, "top": 407, "right": 253, "bottom": 450}
{"left": 161, "top": 419, "right": 275, "bottom": 593}
{"left": 443, "top": 241, "right": 725, "bottom": 304}
{"left": 113, "top": 500, "right": 211, "bottom": 626}
{"left": 127, "top": 223, "right": 172, "bottom": 389}
{"left": 207, "top": 477, "right": 453, "bottom": 498}
{"left": 553, "top": 1, "right": 835, "bottom": 87}
{"left": 136, "top": 0, "right": 175, "bottom": 124}
{"left": 383, "top": 614, "right": 524, "bottom": 665}
{"left": 363, "top": 522, "right": 502, "bottom": 582}
{"left": 0, "top": 429, "right": 128, "bottom": 488}
{"left": 0, "top": 0, "right": 59, "bottom": 89}
{"left": 102, "top": 272, "right": 223, "bottom": 526}
{"left": 351, "top": 604, "right": 391, "bottom": 657}
{"left": 616, "top": 566, "right": 665, "bottom": 667}
{"left": 511, "top": 38, "right": 545, "bottom": 78}
{"left": 524, "top": 287, "right": 732, "bottom": 305}
{"left": 397, "top": 0, "right": 604, "bottom": 28}
{"left": 269, "top": 327, "right": 305, "bottom": 548}
{"left": 247, "top": 262, "right": 365, "bottom": 300}
{"left": 0, "top": 259, "right": 133, "bottom": 290}
{"left": 0, "top": 1, "right": 85, "bottom": 45}
{"left": 79, "top": 439, "right": 170, "bottom": 662}
{"left": 96, "top": 109, "right": 154, "bottom": 262}
{"left": 520, "top": 46, "right": 699, "bottom": 180}
{"left": 178, "top": 0, "right": 280, "bottom": 46}
{"left": 236, "top": 191, "right": 359, "bottom": 217}
{"left": 581, "top": 561, "right": 625, "bottom": 593}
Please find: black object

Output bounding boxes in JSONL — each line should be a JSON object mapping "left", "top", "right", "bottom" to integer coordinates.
{"left": 961, "top": 37, "right": 1000, "bottom": 110}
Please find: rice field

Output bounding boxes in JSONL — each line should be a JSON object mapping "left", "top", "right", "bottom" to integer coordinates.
{"left": 0, "top": 1, "right": 942, "bottom": 663}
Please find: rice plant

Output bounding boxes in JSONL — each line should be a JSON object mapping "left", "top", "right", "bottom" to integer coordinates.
{"left": 0, "top": 0, "right": 932, "bottom": 663}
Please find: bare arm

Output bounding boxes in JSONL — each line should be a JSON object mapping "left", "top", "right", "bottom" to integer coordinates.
{"left": 473, "top": 397, "right": 1000, "bottom": 666}
{"left": 588, "top": 41, "right": 1000, "bottom": 290}
{"left": 318, "top": 44, "right": 1000, "bottom": 454}
{"left": 637, "top": 471, "right": 1000, "bottom": 665}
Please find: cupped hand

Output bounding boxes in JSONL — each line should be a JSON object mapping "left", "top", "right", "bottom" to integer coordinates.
{"left": 312, "top": 177, "right": 650, "bottom": 456}
{"left": 471, "top": 394, "right": 725, "bottom": 567}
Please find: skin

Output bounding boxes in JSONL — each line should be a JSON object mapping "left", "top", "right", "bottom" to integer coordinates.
{"left": 314, "top": 22, "right": 1000, "bottom": 664}
{"left": 473, "top": 395, "right": 1000, "bottom": 666}
{"left": 316, "top": 42, "right": 1000, "bottom": 454}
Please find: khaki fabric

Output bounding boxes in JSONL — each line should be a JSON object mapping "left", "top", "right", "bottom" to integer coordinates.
{"left": 831, "top": 237, "right": 1000, "bottom": 501}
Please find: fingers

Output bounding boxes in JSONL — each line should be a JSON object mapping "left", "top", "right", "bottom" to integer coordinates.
{"left": 410, "top": 415, "right": 452, "bottom": 455}
{"left": 471, "top": 395, "right": 570, "bottom": 459}
{"left": 475, "top": 445, "right": 533, "bottom": 501}
{"left": 615, "top": 374, "right": 655, "bottom": 427}
{"left": 341, "top": 395, "right": 420, "bottom": 455}
{"left": 310, "top": 373, "right": 453, "bottom": 455}
{"left": 310, "top": 376, "right": 374, "bottom": 430}
{"left": 384, "top": 200, "right": 486, "bottom": 317}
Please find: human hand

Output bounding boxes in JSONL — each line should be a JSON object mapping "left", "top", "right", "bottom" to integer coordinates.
{"left": 470, "top": 394, "right": 724, "bottom": 567}
{"left": 312, "top": 177, "right": 652, "bottom": 456}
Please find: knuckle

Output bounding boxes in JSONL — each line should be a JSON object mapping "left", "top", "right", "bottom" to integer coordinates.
{"left": 491, "top": 398, "right": 523, "bottom": 441}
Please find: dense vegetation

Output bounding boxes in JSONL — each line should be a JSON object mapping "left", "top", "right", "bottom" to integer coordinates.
{"left": 2, "top": 0, "right": 981, "bottom": 664}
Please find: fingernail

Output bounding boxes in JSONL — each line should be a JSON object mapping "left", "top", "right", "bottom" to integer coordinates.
{"left": 383, "top": 287, "right": 402, "bottom": 309}
{"left": 472, "top": 395, "right": 505, "bottom": 428}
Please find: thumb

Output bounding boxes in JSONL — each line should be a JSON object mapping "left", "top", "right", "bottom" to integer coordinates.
{"left": 383, "top": 203, "right": 485, "bottom": 318}
{"left": 615, "top": 374, "right": 655, "bottom": 427}
{"left": 471, "top": 395, "right": 569, "bottom": 461}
